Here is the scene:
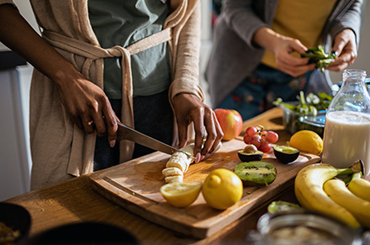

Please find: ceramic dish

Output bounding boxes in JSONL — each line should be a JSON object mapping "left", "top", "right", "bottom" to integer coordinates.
{"left": 0, "top": 202, "right": 31, "bottom": 245}
{"left": 26, "top": 221, "right": 138, "bottom": 245}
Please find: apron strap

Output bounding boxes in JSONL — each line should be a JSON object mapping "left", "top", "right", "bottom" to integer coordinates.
{"left": 42, "top": 27, "right": 172, "bottom": 164}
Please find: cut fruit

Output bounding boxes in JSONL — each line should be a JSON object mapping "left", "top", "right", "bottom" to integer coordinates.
{"left": 267, "top": 200, "right": 302, "bottom": 214}
{"left": 162, "top": 167, "right": 183, "bottom": 177}
{"left": 164, "top": 175, "right": 183, "bottom": 183}
{"left": 160, "top": 182, "right": 202, "bottom": 208}
{"left": 274, "top": 145, "right": 300, "bottom": 164}
{"left": 238, "top": 149, "right": 263, "bottom": 162}
{"left": 234, "top": 161, "right": 277, "bottom": 186}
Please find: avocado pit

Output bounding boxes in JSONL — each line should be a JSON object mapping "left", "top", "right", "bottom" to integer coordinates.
{"left": 238, "top": 144, "right": 263, "bottom": 162}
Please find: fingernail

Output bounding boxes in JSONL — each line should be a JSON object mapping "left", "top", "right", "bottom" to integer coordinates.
{"left": 196, "top": 153, "right": 201, "bottom": 163}
{"left": 110, "top": 140, "right": 116, "bottom": 148}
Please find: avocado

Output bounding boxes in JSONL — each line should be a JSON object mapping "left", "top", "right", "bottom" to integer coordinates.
{"left": 274, "top": 145, "right": 300, "bottom": 164}
{"left": 238, "top": 150, "right": 263, "bottom": 162}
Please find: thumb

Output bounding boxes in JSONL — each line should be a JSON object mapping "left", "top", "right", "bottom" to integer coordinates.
{"left": 290, "top": 39, "right": 308, "bottom": 54}
{"left": 331, "top": 41, "right": 344, "bottom": 57}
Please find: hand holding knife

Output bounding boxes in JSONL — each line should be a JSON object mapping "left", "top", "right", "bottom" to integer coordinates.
{"left": 116, "top": 122, "right": 195, "bottom": 159}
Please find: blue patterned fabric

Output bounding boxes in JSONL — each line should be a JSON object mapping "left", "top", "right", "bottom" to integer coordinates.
{"left": 217, "top": 64, "right": 313, "bottom": 120}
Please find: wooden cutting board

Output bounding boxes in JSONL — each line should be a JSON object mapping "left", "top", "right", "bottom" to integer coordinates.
{"left": 89, "top": 137, "right": 321, "bottom": 239}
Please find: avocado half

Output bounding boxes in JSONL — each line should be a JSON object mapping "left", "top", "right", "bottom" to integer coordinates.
{"left": 274, "top": 145, "right": 300, "bottom": 164}
{"left": 238, "top": 149, "right": 263, "bottom": 162}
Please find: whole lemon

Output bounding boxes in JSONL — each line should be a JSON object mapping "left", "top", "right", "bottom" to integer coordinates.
{"left": 202, "top": 169, "right": 243, "bottom": 210}
{"left": 289, "top": 130, "right": 323, "bottom": 155}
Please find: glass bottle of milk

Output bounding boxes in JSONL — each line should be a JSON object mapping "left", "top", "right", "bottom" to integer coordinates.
{"left": 322, "top": 69, "right": 370, "bottom": 177}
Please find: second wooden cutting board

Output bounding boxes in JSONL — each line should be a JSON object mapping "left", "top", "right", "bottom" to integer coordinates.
{"left": 89, "top": 137, "right": 321, "bottom": 239}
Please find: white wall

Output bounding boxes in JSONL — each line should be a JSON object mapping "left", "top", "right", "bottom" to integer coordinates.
{"left": 0, "top": 1, "right": 38, "bottom": 200}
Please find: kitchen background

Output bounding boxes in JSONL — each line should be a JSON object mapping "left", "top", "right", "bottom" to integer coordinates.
{"left": 0, "top": 0, "right": 369, "bottom": 201}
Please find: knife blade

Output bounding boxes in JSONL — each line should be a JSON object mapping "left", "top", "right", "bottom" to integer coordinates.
{"left": 116, "top": 122, "right": 183, "bottom": 156}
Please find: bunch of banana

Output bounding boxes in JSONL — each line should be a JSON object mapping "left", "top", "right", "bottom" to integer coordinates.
{"left": 162, "top": 143, "right": 195, "bottom": 183}
{"left": 294, "top": 161, "right": 363, "bottom": 228}
{"left": 323, "top": 178, "right": 370, "bottom": 228}
{"left": 348, "top": 172, "right": 370, "bottom": 202}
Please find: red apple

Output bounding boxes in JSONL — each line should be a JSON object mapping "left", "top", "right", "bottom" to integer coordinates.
{"left": 214, "top": 108, "right": 243, "bottom": 141}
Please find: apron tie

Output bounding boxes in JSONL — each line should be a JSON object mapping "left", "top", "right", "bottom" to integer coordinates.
{"left": 42, "top": 27, "right": 172, "bottom": 164}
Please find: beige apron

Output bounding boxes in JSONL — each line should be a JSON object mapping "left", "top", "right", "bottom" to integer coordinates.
{"left": 35, "top": 0, "right": 198, "bottom": 181}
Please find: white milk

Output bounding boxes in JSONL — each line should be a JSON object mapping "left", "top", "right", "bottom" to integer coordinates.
{"left": 322, "top": 111, "right": 370, "bottom": 177}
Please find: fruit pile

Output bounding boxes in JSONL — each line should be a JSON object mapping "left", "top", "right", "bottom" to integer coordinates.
{"left": 295, "top": 160, "right": 370, "bottom": 229}
{"left": 243, "top": 126, "right": 279, "bottom": 153}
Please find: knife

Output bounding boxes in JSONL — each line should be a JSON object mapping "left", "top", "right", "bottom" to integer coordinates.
{"left": 116, "top": 122, "right": 193, "bottom": 158}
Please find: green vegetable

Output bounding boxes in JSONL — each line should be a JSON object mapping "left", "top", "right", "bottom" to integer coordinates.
{"left": 273, "top": 91, "right": 332, "bottom": 116}
{"left": 273, "top": 91, "right": 331, "bottom": 136}
{"left": 301, "top": 45, "right": 337, "bottom": 73}
{"left": 267, "top": 201, "right": 301, "bottom": 214}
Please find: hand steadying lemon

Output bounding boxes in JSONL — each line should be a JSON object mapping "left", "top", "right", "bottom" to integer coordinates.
{"left": 289, "top": 130, "right": 323, "bottom": 155}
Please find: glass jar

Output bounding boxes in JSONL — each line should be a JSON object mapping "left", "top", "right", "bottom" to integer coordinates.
{"left": 322, "top": 69, "right": 370, "bottom": 177}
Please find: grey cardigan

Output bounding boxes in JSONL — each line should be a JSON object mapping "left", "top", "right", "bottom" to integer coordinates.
{"left": 205, "top": 0, "right": 363, "bottom": 107}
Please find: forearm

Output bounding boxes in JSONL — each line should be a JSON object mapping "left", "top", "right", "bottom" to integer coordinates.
{"left": 0, "top": 4, "right": 80, "bottom": 86}
{"left": 222, "top": 0, "right": 269, "bottom": 48}
{"left": 252, "top": 27, "right": 280, "bottom": 53}
{"left": 328, "top": 0, "right": 363, "bottom": 48}
{"left": 169, "top": 1, "right": 204, "bottom": 102}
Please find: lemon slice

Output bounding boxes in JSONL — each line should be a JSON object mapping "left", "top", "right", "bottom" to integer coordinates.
{"left": 160, "top": 182, "right": 202, "bottom": 208}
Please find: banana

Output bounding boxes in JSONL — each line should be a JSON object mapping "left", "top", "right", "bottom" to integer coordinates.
{"left": 164, "top": 175, "right": 183, "bottom": 183}
{"left": 294, "top": 162, "right": 362, "bottom": 228}
{"left": 165, "top": 143, "right": 195, "bottom": 173}
{"left": 162, "top": 167, "right": 183, "bottom": 177}
{"left": 323, "top": 178, "right": 370, "bottom": 228}
{"left": 163, "top": 141, "right": 222, "bottom": 183}
{"left": 163, "top": 143, "right": 196, "bottom": 183}
{"left": 348, "top": 172, "right": 370, "bottom": 202}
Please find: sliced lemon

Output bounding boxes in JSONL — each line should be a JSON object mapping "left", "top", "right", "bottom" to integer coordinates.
{"left": 160, "top": 182, "right": 202, "bottom": 208}
{"left": 289, "top": 130, "right": 323, "bottom": 155}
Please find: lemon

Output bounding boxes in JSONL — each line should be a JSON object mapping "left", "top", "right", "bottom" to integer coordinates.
{"left": 160, "top": 182, "right": 202, "bottom": 208}
{"left": 202, "top": 169, "right": 243, "bottom": 210}
{"left": 289, "top": 130, "right": 323, "bottom": 155}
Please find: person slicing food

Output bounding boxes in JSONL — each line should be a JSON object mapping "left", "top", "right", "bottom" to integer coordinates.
{"left": 0, "top": 0, "right": 223, "bottom": 190}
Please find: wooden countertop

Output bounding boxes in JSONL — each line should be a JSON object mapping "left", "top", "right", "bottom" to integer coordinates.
{"left": 1, "top": 108, "right": 308, "bottom": 244}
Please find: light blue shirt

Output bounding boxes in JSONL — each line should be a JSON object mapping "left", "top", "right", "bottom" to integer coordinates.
{"left": 88, "top": 0, "right": 171, "bottom": 99}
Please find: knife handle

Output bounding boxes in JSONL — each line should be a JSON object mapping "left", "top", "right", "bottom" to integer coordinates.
{"left": 116, "top": 122, "right": 131, "bottom": 141}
